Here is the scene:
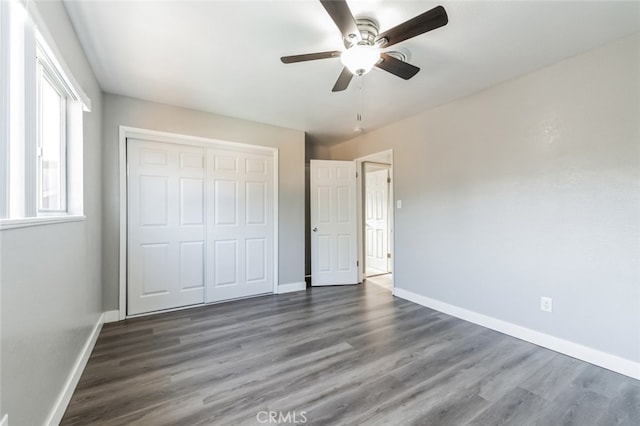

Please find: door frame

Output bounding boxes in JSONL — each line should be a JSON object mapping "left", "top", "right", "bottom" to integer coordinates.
{"left": 354, "top": 150, "right": 394, "bottom": 287}
{"left": 118, "top": 126, "right": 279, "bottom": 320}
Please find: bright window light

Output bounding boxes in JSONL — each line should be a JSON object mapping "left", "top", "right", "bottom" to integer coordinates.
{"left": 38, "top": 71, "right": 67, "bottom": 212}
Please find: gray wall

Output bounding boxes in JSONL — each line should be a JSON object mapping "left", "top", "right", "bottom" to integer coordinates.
{"left": 0, "top": 1, "right": 103, "bottom": 424}
{"left": 327, "top": 34, "right": 640, "bottom": 362}
{"left": 101, "top": 94, "right": 305, "bottom": 310}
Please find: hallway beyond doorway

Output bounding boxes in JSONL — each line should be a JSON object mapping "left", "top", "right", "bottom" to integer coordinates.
{"left": 365, "top": 273, "right": 392, "bottom": 291}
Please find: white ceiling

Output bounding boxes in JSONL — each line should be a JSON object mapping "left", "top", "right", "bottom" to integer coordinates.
{"left": 63, "top": 1, "right": 640, "bottom": 145}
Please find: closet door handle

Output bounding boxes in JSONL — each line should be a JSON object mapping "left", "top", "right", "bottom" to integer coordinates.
{"left": 312, "top": 227, "right": 318, "bottom": 232}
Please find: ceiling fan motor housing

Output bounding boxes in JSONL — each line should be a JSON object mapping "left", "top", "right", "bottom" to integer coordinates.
{"left": 344, "top": 18, "right": 380, "bottom": 48}
{"left": 342, "top": 18, "right": 406, "bottom": 75}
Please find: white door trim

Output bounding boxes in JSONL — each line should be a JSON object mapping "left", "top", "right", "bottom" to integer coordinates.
{"left": 118, "top": 126, "right": 279, "bottom": 320}
{"left": 354, "top": 150, "right": 394, "bottom": 287}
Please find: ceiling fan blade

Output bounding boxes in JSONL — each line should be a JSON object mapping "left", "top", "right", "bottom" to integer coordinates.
{"left": 375, "top": 5, "right": 448, "bottom": 48}
{"left": 375, "top": 53, "right": 420, "bottom": 80}
{"left": 320, "top": 0, "right": 362, "bottom": 43}
{"left": 332, "top": 67, "right": 353, "bottom": 92}
{"left": 281, "top": 51, "right": 342, "bottom": 64}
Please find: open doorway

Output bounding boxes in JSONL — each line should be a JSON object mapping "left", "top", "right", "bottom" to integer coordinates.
{"left": 356, "top": 150, "right": 394, "bottom": 292}
{"left": 364, "top": 162, "right": 391, "bottom": 276}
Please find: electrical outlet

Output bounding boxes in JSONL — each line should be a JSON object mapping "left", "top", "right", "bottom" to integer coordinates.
{"left": 540, "top": 297, "right": 553, "bottom": 312}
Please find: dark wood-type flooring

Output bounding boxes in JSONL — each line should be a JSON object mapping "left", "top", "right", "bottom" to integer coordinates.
{"left": 62, "top": 283, "right": 640, "bottom": 425}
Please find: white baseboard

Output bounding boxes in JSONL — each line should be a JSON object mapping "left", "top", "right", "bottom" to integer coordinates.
{"left": 277, "top": 281, "right": 307, "bottom": 294}
{"left": 393, "top": 287, "right": 640, "bottom": 380}
{"left": 1, "top": 413, "right": 8, "bottom": 426}
{"left": 103, "top": 310, "right": 121, "bottom": 323}
{"left": 45, "top": 313, "right": 104, "bottom": 426}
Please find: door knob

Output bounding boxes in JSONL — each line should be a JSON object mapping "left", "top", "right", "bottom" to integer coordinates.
{"left": 312, "top": 227, "right": 318, "bottom": 232}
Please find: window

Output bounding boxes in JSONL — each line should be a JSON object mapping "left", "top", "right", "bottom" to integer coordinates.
{"left": 0, "top": 0, "right": 90, "bottom": 229}
{"left": 37, "top": 47, "right": 68, "bottom": 213}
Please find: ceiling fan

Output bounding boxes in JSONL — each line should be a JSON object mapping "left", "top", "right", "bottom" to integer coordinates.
{"left": 281, "top": 0, "right": 448, "bottom": 92}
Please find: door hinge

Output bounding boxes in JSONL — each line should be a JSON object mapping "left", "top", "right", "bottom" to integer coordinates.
{"left": 357, "top": 260, "right": 359, "bottom": 266}
{"left": 356, "top": 171, "right": 358, "bottom": 178}
{"left": 387, "top": 253, "right": 391, "bottom": 259}
{"left": 387, "top": 177, "right": 391, "bottom": 183}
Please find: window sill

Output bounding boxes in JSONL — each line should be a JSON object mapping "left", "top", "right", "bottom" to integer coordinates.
{"left": 0, "top": 215, "right": 86, "bottom": 231}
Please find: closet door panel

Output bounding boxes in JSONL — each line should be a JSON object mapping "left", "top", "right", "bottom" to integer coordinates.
{"left": 127, "top": 139, "right": 205, "bottom": 315}
{"left": 206, "top": 148, "right": 274, "bottom": 302}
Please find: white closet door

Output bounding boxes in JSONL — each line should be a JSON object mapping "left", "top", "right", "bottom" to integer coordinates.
{"left": 127, "top": 139, "right": 205, "bottom": 315}
{"left": 206, "top": 148, "right": 274, "bottom": 302}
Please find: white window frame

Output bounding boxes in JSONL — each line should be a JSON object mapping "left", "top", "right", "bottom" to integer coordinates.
{"left": 0, "top": 0, "right": 90, "bottom": 230}
{"left": 0, "top": 0, "right": 10, "bottom": 219}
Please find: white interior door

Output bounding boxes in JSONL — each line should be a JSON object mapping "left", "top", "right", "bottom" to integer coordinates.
{"left": 365, "top": 166, "right": 390, "bottom": 275}
{"left": 310, "top": 160, "right": 358, "bottom": 286}
{"left": 206, "top": 148, "right": 274, "bottom": 302}
{"left": 127, "top": 139, "right": 205, "bottom": 315}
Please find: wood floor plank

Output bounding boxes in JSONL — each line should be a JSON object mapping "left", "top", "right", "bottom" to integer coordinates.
{"left": 519, "top": 353, "right": 589, "bottom": 401}
{"left": 534, "top": 389, "right": 610, "bottom": 426}
{"left": 596, "top": 381, "right": 640, "bottom": 426}
{"left": 467, "top": 387, "right": 547, "bottom": 426}
{"left": 61, "top": 284, "right": 640, "bottom": 425}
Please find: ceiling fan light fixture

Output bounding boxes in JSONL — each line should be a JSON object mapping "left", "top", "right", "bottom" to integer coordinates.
{"left": 281, "top": 2, "right": 448, "bottom": 91}
{"left": 341, "top": 45, "right": 380, "bottom": 76}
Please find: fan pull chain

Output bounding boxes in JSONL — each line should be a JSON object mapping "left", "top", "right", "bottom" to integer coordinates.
{"left": 355, "top": 77, "right": 364, "bottom": 132}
